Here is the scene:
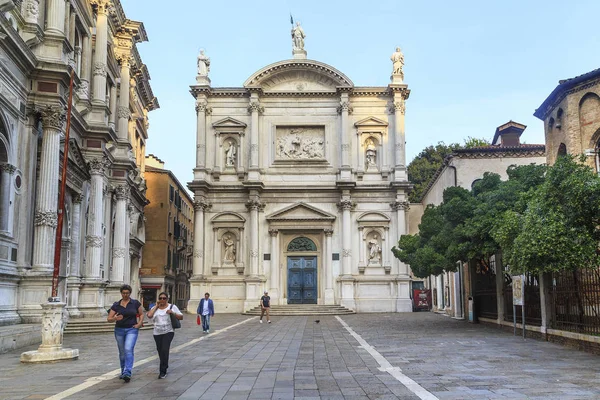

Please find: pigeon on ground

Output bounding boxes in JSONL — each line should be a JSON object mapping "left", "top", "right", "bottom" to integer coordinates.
{"left": 315, "top": 320, "right": 320, "bottom": 323}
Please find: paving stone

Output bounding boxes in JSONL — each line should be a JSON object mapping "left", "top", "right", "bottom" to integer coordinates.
{"left": 0, "top": 313, "right": 599, "bottom": 399}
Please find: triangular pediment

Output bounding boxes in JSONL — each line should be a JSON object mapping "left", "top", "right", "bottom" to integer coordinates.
{"left": 212, "top": 117, "right": 247, "bottom": 129}
{"left": 354, "top": 116, "right": 389, "bottom": 128}
{"left": 266, "top": 202, "right": 336, "bottom": 221}
{"left": 66, "top": 139, "right": 90, "bottom": 178}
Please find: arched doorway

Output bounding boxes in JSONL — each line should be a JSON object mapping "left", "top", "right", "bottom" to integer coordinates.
{"left": 286, "top": 236, "right": 318, "bottom": 304}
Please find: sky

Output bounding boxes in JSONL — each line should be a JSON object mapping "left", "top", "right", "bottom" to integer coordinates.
{"left": 121, "top": 0, "right": 600, "bottom": 190}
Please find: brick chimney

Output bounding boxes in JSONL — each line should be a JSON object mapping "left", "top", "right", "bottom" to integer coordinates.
{"left": 492, "top": 121, "right": 526, "bottom": 146}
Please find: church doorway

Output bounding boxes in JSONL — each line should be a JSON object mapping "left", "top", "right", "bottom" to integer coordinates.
{"left": 286, "top": 237, "right": 318, "bottom": 304}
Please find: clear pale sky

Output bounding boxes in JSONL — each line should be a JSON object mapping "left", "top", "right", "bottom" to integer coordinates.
{"left": 122, "top": 0, "right": 600, "bottom": 191}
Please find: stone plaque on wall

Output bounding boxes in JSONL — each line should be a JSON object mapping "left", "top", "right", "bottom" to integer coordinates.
{"left": 275, "top": 126, "right": 325, "bottom": 161}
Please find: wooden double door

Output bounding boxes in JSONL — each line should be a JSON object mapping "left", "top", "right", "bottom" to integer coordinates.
{"left": 287, "top": 256, "right": 317, "bottom": 304}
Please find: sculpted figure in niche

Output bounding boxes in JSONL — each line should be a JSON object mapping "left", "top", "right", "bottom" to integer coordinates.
{"left": 223, "top": 234, "right": 236, "bottom": 263}
{"left": 197, "top": 49, "right": 210, "bottom": 76}
{"left": 365, "top": 138, "right": 377, "bottom": 168}
{"left": 25, "top": 0, "right": 39, "bottom": 22}
{"left": 391, "top": 47, "right": 404, "bottom": 76}
{"left": 291, "top": 22, "right": 306, "bottom": 50}
{"left": 225, "top": 140, "right": 236, "bottom": 167}
{"left": 368, "top": 235, "right": 381, "bottom": 264}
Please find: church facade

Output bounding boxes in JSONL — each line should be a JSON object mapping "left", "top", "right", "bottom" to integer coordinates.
{"left": 189, "top": 33, "right": 413, "bottom": 313}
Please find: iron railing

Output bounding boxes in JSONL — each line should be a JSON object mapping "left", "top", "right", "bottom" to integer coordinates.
{"left": 552, "top": 268, "right": 600, "bottom": 336}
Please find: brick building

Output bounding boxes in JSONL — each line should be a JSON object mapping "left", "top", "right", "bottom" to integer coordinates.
{"left": 141, "top": 155, "right": 194, "bottom": 310}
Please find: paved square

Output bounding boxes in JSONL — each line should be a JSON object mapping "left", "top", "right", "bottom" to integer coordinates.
{"left": 0, "top": 313, "right": 599, "bottom": 399}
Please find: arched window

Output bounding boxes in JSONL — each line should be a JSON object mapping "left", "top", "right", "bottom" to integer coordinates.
{"left": 557, "top": 143, "right": 567, "bottom": 157}
{"left": 287, "top": 237, "right": 317, "bottom": 252}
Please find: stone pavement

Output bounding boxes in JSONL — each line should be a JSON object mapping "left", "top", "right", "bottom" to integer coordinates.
{"left": 0, "top": 312, "right": 599, "bottom": 399}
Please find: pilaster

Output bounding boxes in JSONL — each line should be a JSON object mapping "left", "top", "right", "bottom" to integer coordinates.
{"left": 269, "top": 229, "right": 280, "bottom": 304}
{"left": 0, "top": 163, "right": 16, "bottom": 232}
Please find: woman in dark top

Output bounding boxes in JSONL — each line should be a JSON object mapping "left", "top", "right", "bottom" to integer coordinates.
{"left": 107, "top": 284, "right": 144, "bottom": 382}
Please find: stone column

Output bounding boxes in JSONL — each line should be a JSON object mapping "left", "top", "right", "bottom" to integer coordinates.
{"left": 45, "top": 0, "right": 66, "bottom": 35}
{"left": 324, "top": 228, "right": 334, "bottom": 305}
{"left": 32, "top": 106, "right": 65, "bottom": 272}
{"left": 66, "top": 193, "right": 82, "bottom": 317}
{"left": 68, "top": 8, "right": 76, "bottom": 44}
{"left": 124, "top": 205, "right": 133, "bottom": 285}
{"left": 269, "top": 229, "right": 279, "bottom": 304}
{"left": 392, "top": 200, "right": 409, "bottom": 275}
{"left": 246, "top": 197, "right": 264, "bottom": 277}
{"left": 192, "top": 198, "right": 210, "bottom": 277}
{"left": 117, "top": 56, "right": 131, "bottom": 141}
{"left": 69, "top": 194, "right": 82, "bottom": 278}
{"left": 108, "top": 85, "right": 117, "bottom": 130}
{"left": 84, "top": 157, "right": 107, "bottom": 280}
{"left": 76, "top": 35, "right": 92, "bottom": 100}
{"left": 244, "top": 195, "right": 264, "bottom": 310}
{"left": 338, "top": 193, "right": 355, "bottom": 309}
{"left": 195, "top": 99, "right": 211, "bottom": 173}
{"left": 110, "top": 185, "right": 129, "bottom": 285}
{"left": 539, "top": 272, "right": 553, "bottom": 339}
{"left": 338, "top": 93, "right": 352, "bottom": 171}
{"left": 436, "top": 274, "right": 444, "bottom": 310}
{"left": 390, "top": 89, "right": 409, "bottom": 181}
{"left": 91, "top": 0, "right": 109, "bottom": 105}
{"left": 0, "top": 163, "right": 16, "bottom": 232}
{"left": 247, "top": 93, "right": 263, "bottom": 180}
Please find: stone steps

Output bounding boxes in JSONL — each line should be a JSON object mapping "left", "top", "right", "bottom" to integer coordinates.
{"left": 64, "top": 319, "right": 153, "bottom": 334}
{"left": 242, "top": 305, "right": 355, "bottom": 316}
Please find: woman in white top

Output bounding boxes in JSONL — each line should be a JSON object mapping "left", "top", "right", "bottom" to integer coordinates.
{"left": 147, "top": 292, "right": 183, "bottom": 379}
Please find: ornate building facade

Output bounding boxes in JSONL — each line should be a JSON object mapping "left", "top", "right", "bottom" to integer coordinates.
{"left": 189, "top": 32, "right": 412, "bottom": 313}
{"left": 142, "top": 155, "right": 194, "bottom": 310}
{"left": 0, "top": 0, "right": 158, "bottom": 326}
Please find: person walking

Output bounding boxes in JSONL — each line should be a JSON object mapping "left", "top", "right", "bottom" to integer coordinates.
{"left": 107, "top": 284, "right": 144, "bottom": 382}
{"left": 147, "top": 292, "right": 183, "bottom": 379}
{"left": 197, "top": 292, "right": 214, "bottom": 333}
{"left": 260, "top": 291, "right": 271, "bottom": 324}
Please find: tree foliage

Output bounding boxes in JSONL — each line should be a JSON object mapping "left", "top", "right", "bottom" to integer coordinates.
{"left": 407, "top": 138, "right": 491, "bottom": 202}
{"left": 394, "top": 163, "right": 548, "bottom": 277}
{"left": 493, "top": 155, "right": 600, "bottom": 274}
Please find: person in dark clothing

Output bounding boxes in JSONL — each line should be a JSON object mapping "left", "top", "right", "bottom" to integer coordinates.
{"left": 147, "top": 292, "right": 183, "bottom": 379}
{"left": 260, "top": 291, "right": 271, "bottom": 324}
{"left": 107, "top": 284, "right": 144, "bottom": 382}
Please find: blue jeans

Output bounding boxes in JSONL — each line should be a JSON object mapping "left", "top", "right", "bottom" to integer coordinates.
{"left": 201, "top": 314, "right": 211, "bottom": 331}
{"left": 114, "top": 327, "right": 139, "bottom": 377}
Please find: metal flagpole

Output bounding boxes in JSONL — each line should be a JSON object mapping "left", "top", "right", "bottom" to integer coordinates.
{"left": 51, "top": 68, "right": 75, "bottom": 300}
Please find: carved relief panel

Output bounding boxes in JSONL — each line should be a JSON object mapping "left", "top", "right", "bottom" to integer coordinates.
{"left": 275, "top": 126, "right": 325, "bottom": 161}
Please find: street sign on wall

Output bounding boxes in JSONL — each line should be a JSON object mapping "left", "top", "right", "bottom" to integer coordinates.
{"left": 512, "top": 275, "right": 525, "bottom": 306}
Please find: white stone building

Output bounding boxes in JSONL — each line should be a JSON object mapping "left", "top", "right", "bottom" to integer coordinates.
{"left": 188, "top": 34, "right": 412, "bottom": 313}
{"left": 0, "top": 0, "right": 158, "bottom": 328}
{"left": 416, "top": 121, "right": 545, "bottom": 318}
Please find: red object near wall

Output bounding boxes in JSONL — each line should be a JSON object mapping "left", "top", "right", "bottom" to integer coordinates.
{"left": 413, "top": 289, "right": 432, "bottom": 311}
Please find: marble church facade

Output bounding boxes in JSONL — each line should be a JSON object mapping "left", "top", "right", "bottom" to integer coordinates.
{"left": 0, "top": 0, "right": 158, "bottom": 326}
{"left": 189, "top": 34, "right": 413, "bottom": 313}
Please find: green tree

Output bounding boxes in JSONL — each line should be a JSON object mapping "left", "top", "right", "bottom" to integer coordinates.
{"left": 407, "top": 137, "right": 490, "bottom": 202}
{"left": 493, "top": 155, "right": 600, "bottom": 274}
{"left": 394, "top": 163, "right": 547, "bottom": 277}
{"left": 407, "top": 143, "right": 460, "bottom": 202}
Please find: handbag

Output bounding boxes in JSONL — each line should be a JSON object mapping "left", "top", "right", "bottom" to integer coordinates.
{"left": 196, "top": 314, "right": 201, "bottom": 325}
{"left": 169, "top": 304, "right": 181, "bottom": 329}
